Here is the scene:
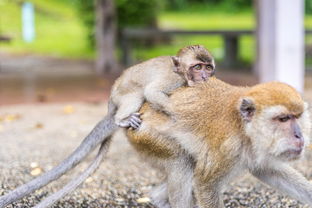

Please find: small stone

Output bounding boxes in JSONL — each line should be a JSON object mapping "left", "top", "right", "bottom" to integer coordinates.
{"left": 86, "top": 177, "right": 93, "bottom": 183}
{"left": 136, "top": 197, "right": 150, "bottom": 203}
{"left": 30, "top": 162, "right": 39, "bottom": 168}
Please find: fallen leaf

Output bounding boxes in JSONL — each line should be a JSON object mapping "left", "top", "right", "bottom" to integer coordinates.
{"left": 0, "top": 125, "right": 3, "bottom": 132}
{"left": 5, "top": 114, "right": 21, "bottom": 122}
{"left": 30, "top": 167, "right": 42, "bottom": 176}
{"left": 85, "top": 177, "right": 93, "bottom": 183}
{"left": 308, "top": 144, "right": 312, "bottom": 149}
{"left": 136, "top": 197, "right": 150, "bottom": 203}
{"left": 63, "top": 105, "right": 75, "bottom": 114}
{"left": 34, "top": 123, "right": 44, "bottom": 129}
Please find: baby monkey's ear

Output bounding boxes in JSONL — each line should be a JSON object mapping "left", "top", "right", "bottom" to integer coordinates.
{"left": 171, "top": 56, "right": 182, "bottom": 73}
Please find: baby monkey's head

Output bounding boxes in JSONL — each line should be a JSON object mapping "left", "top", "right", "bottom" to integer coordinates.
{"left": 171, "top": 45, "right": 215, "bottom": 86}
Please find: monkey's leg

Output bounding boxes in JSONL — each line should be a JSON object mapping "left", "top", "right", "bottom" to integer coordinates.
{"left": 144, "top": 83, "right": 171, "bottom": 113}
{"left": 150, "top": 182, "right": 171, "bottom": 208}
{"left": 251, "top": 164, "right": 312, "bottom": 206}
{"left": 115, "top": 94, "right": 144, "bottom": 129}
{"left": 193, "top": 159, "right": 225, "bottom": 208}
{"left": 0, "top": 116, "right": 117, "bottom": 207}
{"left": 193, "top": 181, "right": 223, "bottom": 208}
{"left": 33, "top": 138, "right": 111, "bottom": 208}
{"left": 166, "top": 155, "right": 195, "bottom": 208}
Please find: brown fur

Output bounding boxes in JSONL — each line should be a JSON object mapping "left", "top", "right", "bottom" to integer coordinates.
{"left": 130, "top": 78, "right": 304, "bottom": 152}
{"left": 127, "top": 77, "right": 308, "bottom": 208}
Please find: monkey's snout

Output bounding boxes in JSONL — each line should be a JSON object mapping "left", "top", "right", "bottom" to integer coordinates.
{"left": 294, "top": 138, "right": 304, "bottom": 149}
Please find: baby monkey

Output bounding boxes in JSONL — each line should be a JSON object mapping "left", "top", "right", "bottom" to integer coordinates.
{"left": 111, "top": 45, "right": 215, "bottom": 129}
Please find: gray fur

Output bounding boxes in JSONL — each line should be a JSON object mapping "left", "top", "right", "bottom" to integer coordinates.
{"left": 34, "top": 138, "right": 112, "bottom": 208}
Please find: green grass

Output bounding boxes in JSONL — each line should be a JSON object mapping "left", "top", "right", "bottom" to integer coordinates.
{"left": 0, "top": 0, "right": 94, "bottom": 59}
{"left": 1, "top": 0, "right": 312, "bottom": 65}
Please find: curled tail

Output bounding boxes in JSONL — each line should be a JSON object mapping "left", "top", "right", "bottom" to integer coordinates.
{"left": 0, "top": 115, "right": 118, "bottom": 208}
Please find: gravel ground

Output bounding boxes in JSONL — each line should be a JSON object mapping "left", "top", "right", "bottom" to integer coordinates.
{"left": 0, "top": 101, "right": 312, "bottom": 208}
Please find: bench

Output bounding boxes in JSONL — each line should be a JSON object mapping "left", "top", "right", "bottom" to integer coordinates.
{"left": 121, "top": 29, "right": 312, "bottom": 68}
{"left": 0, "top": 35, "right": 12, "bottom": 43}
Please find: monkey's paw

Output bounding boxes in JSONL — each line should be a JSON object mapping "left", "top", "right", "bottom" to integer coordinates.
{"left": 118, "top": 113, "right": 142, "bottom": 130}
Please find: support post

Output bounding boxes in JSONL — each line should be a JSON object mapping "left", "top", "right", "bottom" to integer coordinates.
{"left": 223, "top": 35, "right": 239, "bottom": 68}
{"left": 256, "top": 0, "right": 305, "bottom": 92}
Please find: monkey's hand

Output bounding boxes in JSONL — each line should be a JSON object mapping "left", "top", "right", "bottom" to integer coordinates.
{"left": 118, "top": 112, "right": 142, "bottom": 130}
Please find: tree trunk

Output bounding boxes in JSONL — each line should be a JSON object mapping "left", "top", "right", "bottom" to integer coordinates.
{"left": 95, "top": 0, "right": 119, "bottom": 75}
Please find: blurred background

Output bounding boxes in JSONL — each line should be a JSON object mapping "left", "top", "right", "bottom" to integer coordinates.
{"left": 0, "top": 0, "right": 312, "bottom": 105}
{"left": 2, "top": 1, "right": 312, "bottom": 207}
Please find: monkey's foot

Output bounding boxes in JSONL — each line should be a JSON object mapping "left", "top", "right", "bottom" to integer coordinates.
{"left": 118, "top": 113, "right": 142, "bottom": 129}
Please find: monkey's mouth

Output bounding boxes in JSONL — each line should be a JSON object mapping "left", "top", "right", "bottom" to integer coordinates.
{"left": 280, "top": 148, "right": 303, "bottom": 160}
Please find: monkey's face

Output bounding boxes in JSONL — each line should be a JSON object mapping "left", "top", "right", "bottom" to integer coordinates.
{"left": 182, "top": 55, "right": 215, "bottom": 86}
{"left": 185, "top": 62, "right": 215, "bottom": 86}
{"left": 172, "top": 48, "right": 215, "bottom": 86}
{"left": 240, "top": 97, "right": 311, "bottom": 164}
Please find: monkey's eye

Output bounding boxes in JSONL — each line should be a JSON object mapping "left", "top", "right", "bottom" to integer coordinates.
{"left": 206, "top": 65, "right": 213, "bottom": 70}
{"left": 278, "top": 115, "right": 290, "bottom": 122}
{"left": 193, "top": 64, "right": 202, "bottom": 70}
{"left": 294, "top": 113, "right": 302, "bottom": 119}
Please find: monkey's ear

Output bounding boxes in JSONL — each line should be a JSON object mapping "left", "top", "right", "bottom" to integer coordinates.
{"left": 239, "top": 98, "right": 255, "bottom": 122}
{"left": 171, "top": 56, "right": 181, "bottom": 73}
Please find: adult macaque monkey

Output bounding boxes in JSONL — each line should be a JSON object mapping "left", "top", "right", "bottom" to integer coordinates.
{"left": 36, "top": 78, "right": 312, "bottom": 208}
{"left": 0, "top": 45, "right": 215, "bottom": 207}
{"left": 127, "top": 78, "right": 312, "bottom": 208}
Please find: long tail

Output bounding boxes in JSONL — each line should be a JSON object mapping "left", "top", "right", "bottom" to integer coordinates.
{"left": 0, "top": 115, "right": 117, "bottom": 208}
{"left": 34, "top": 138, "right": 112, "bottom": 208}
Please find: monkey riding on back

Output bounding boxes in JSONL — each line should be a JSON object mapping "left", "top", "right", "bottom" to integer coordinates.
{"left": 2, "top": 45, "right": 312, "bottom": 208}
{"left": 0, "top": 45, "right": 216, "bottom": 207}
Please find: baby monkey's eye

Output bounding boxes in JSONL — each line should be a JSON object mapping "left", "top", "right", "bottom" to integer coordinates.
{"left": 206, "top": 65, "right": 213, "bottom": 70}
{"left": 193, "top": 64, "right": 202, "bottom": 70}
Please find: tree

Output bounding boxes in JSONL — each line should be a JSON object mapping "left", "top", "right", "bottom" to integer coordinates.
{"left": 95, "top": 0, "right": 119, "bottom": 75}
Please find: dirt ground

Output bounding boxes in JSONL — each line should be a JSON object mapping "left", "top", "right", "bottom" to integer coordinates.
{"left": 1, "top": 54, "right": 312, "bottom": 207}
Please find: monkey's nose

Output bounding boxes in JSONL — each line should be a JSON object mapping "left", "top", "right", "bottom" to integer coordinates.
{"left": 294, "top": 138, "right": 304, "bottom": 149}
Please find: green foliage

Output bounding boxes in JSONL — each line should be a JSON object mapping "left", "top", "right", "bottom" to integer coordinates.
{"left": 166, "top": 0, "right": 252, "bottom": 11}
{"left": 73, "top": 0, "right": 164, "bottom": 48}
{"left": 0, "top": 0, "right": 93, "bottom": 58}
{"left": 74, "top": 0, "right": 95, "bottom": 48}
{"left": 306, "top": 0, "right": 312, "bottom": 14}
{"left": 116, "top": 0, "right": 163, "bottom": 28}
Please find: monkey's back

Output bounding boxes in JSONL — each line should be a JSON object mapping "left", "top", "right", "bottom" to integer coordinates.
{"left": 111, "top": 56, "right": 184, "bottom": 99}
{"left": 127, "top": 77, "right": 247, "bottom": 159}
